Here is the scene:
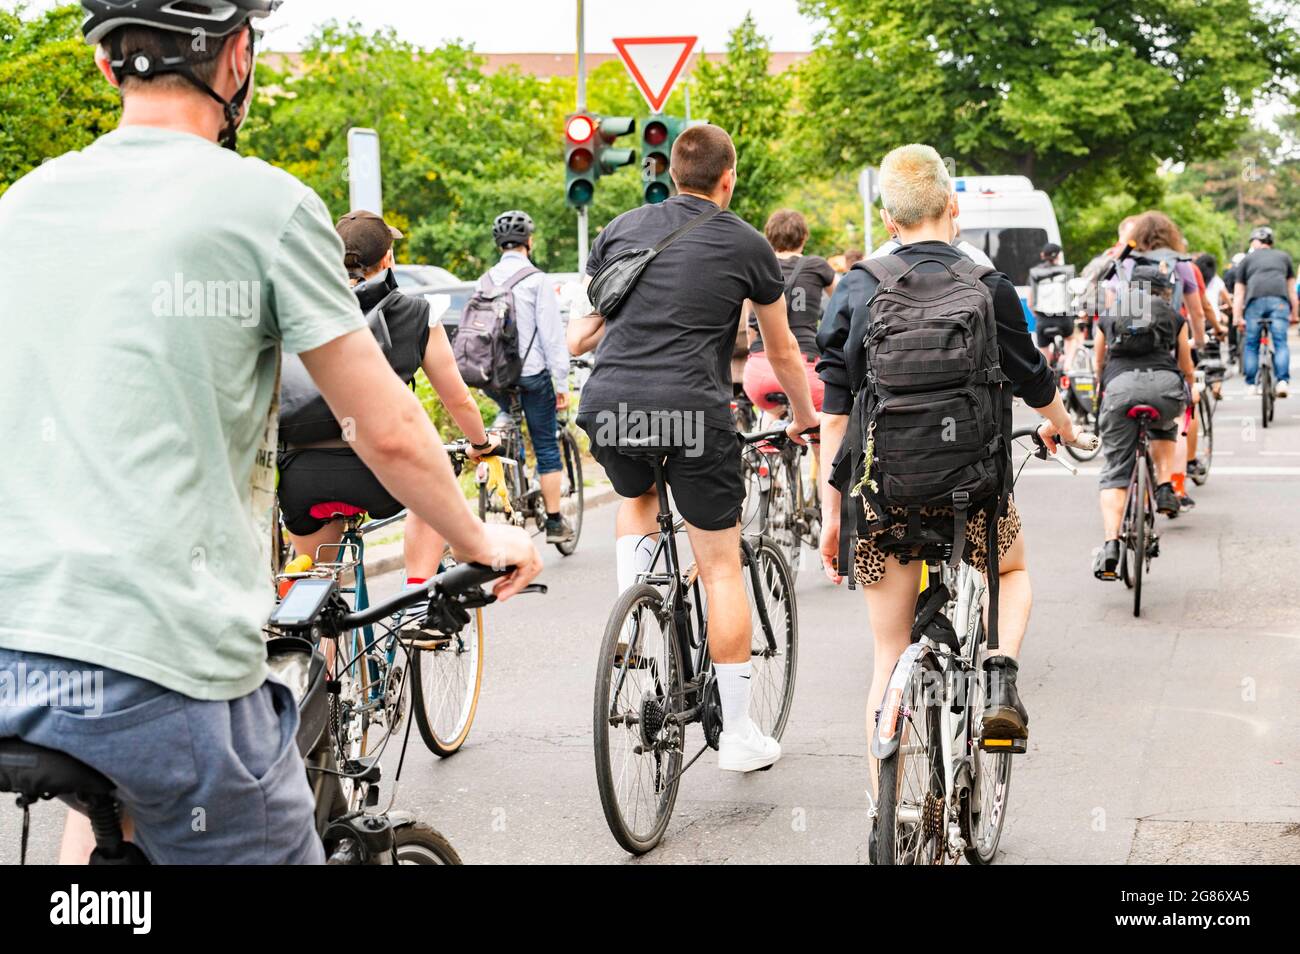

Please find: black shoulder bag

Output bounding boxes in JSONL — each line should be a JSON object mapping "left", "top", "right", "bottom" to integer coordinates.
{"left": 587, "top": 205, "right": 722, "bottom": 320}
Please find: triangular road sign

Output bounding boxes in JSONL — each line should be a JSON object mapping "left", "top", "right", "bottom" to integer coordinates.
{"left": 613, "top": 36, "right": 698, "bottom": 113}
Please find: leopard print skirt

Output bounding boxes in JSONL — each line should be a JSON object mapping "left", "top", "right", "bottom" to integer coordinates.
{"left": 852, "top": 501, "right": 1022, "bottom": 588}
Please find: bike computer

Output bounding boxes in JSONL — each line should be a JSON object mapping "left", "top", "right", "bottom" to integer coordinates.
{"left": 270, "top": 578, "right": 337, "bottom": 629}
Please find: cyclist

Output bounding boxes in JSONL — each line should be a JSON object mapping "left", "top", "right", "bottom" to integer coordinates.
{"left": 742, "top": 209, "right": 836, "bottom": 418}
{"left": 1232, "top": 226, "right": 1296, "bottom": 398}
{"left": 278, "top": 210, "right": 501, "bottom": 586}
{"left": 480, "top": 210, "right": 576, "bottom": 543}
{"left": 816, "top": 145, "right": 1076, "bottom": 834}
{"left": 1028, "top": 242, "right": 1078, "bottom": 361}
{"left": 1092, "top": 261, "right": 1195, "bottom": 578}
{"left": 0, "top": 0, "right": 539, "bottom": 865}
{"left": 568, "top": 124, "right": 818, "bottom": 773}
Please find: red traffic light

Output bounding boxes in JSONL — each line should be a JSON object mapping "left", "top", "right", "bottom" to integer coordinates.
{"left": 566, "top": 114, "right": 596, "bottom": 143}
{"left": 567, "top": 147, "right": 594, "bottom": 173}
{"left": 644, "top": 121, "right": 668, "bottom": 146}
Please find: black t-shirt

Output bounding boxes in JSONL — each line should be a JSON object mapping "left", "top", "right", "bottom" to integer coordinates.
{"left": 583, "top": 194, "right": 785, "bottom": 429}
{"left": 816, "top": 241, "right": 1057, "bottom": 414}
{"left": 355, "top": 269, "right": 432, "bottom": 384}
{"left": 748, "top": 254, "right": 836, "bottom": 359}
{"left": 1235, "top": 248, "right": 1295, "bottom": 302}
{"left": 1221, "top": 265, "right": 1238, "bottom": 295}
{"left": 1098, "top": 300, "right": 1185, "bottom": 389}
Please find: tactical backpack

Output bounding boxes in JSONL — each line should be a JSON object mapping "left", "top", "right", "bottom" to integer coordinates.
{"left": 453, "top": 265, "right": 540, "bottom": 391}
{"left": 832, "top": 254, "right": 1013, "bottom": 582}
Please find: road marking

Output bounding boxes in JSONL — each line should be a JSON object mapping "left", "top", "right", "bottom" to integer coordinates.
{"left": 1018, "top": 465, "right": 1300, "bottom": 477}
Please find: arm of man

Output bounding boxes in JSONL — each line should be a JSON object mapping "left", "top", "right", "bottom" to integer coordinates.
{"left": 568, "top": 274, "right": 605, "bottom": 354}
{"left": 1177, "top": 324, "right": 1196, "bottom": 399}
{"left": 1233, "top": 283, "right": 1247, "bottom": 327}
{"left": 817, "top": 411, "right": 849, "bottom": 584}
{"left": 742, "top": 299, "right": 758, "bottom": 348}
{"left": 753, "top": 295, "right": 818, "bottom": 436}
{"left": 1288, "top": 256, "right": 1298, "bottom": 324}
{"left": 1183, "top": 275, "right": 1207, "bottom": 348}
{"left": 300, "top": 329, "right": 541, "bottom": 597}
{"left": 420, "top": 324, "right": 493, "bottom": 452}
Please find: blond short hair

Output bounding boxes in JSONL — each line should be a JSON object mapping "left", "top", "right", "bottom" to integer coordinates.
{"left": 879, "top": 144, "right": 953, "bottom": 228}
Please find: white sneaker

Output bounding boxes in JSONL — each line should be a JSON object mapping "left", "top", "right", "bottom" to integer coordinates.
{"left": 1249, "top": 383, "right": 1262, "bottom": 396}
{"left": 1277, "top": 381, "right": 1290, "bottom": 398}
{"left": 717, "top": 719, "right": 781, "bottom": 772}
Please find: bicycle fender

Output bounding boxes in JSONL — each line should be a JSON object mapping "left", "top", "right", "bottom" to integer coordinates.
{"left": 385, "top": 810, "right": 416, "bottom": 829}
{"left": 871, "top": 642, "right": 936, "bottom": 761}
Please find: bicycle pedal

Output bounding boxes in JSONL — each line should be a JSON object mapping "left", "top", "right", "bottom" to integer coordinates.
{"left": 978, "top": 737, "right": 1027, "bottom": 755}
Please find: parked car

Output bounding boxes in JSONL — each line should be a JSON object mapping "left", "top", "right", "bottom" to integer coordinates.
{"left": 419, "top": 283, "right": 477, "bottom": 341}
{"left": 392, "top": 263, "right": 460, "bottom": 294}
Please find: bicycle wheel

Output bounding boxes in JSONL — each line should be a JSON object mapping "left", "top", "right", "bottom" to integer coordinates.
{"left": 555, "top": 428, "right": 584, "bottom": 556}
{"left": 393, "top": 822, "right": 463, "bottom": 865}
{"left": 593, "top": 583, "right": 684, "bottom": 854}
{"left": 743, "top": 537, "right": 798, "bottom": 740}
{"left": 766, "top": 451, "right": 802, "bottom": 576}
{"left": 961, "top": 620, "right": 1012, "bottom": 864}
{"left": 1191, "top": 394, "right": 1213, "bottom": 486}
{"left": 1132, "top": 458, "right": 1147, "bottom": 618}
{"left": 329, "top": 630, "right": 372, "bottom": 812}
{"left": 411, "top": 607, "right": 485, "bottom": 757}
{"left": 875, "top": 654, "right": 944, "bottom": 865}
{"left": 1261, "top": 361, "right": 1273, "bottom": 428}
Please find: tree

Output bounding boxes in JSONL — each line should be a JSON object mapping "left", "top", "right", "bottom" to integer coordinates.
{"left": 797, "top": 0, "right": 1300, "bottom": 207}
{"left": 692, "top": 13, "right": 795, "bottom": 228}
{"left": 0, "top": 3, "right": 119, "bottom": 197}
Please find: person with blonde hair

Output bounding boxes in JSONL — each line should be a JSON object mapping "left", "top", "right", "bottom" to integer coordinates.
{"left": 816, "top": 144, "right": 1077, "bottom": 859}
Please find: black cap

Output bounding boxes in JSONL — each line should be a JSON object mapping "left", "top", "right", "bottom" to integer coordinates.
{"left": 336, "top": 210, "right": 403, "bottom": 273}
{"left": 1041, "top": 242, "right": 1062, "bottom": 258}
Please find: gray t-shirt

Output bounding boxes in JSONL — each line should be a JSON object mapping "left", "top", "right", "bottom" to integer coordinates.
{"left": 0, "top": 126, "right": 365, "bottom": 700}
{"left": 583, "top": 194, "right": 784, "bottom": 429}
{"left": 1236, "top": 247, "right": 1295, "bottom": 302}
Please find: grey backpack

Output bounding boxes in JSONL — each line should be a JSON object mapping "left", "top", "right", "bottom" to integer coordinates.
{"left": 453, "top": 265, "right": 540, "bottom": 390}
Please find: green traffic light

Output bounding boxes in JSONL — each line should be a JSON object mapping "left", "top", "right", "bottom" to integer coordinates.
{"left": 644, "top": 181, "right": 670, "bottom": 205}
{"left": 640, "top": 114, "right": 683, "bottom": 205}
{"left": 568, "top": 179, "right": 594, "bottom": 207}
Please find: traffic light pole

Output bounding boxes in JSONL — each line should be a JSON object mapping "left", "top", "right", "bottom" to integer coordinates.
{"left": 575, "top": 0, "right": 589, "bottom": 274}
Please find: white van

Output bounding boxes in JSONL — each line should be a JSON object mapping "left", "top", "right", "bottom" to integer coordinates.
{"left": 953, "top": 175, "right": 1063, "bottom": 330}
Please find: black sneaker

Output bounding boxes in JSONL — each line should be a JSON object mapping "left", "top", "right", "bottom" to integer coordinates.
{"left": 1093, "top": 539, "right": 1121, "bottom": 581}
{"left": 545, "top": 516, "right": 575, "bottom": 544}
{"left": 1178, "top": 493, "right": 1197, "bottom": 512}
{"left": 1187, "top": 459, "right": 1207, "bottom": 479}
{"left": 1155, "top": 482, "right": 1180, "bottom": 517}
{"left": 981, "top": 656, "right": 1029, "bottom": 746}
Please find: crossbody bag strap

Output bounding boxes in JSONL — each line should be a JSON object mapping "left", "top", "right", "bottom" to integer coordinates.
{"left": 503, "top": 265, "right": 544, "bottom": 366}
{"left": 648, "top": 204, "right": 724, "bottom": 259}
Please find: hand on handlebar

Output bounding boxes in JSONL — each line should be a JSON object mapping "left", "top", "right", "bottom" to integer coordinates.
{"left": 1036, "top": 417, "right": 1075, "bottom": 457}
{"left": 453, "top": 524, "right": 542, "bottom": 600}
{"left": 785, "top": 415, "right": 819, "bottom": 447}
{"left": 466, "top": 433, "right": 502, "bottom": 460}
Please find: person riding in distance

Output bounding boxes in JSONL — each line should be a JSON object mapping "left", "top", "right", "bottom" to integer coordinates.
{"left": 1232, "top": 225, "right": 1296, "bottom": 398}
{"left": 479, "top": 210, "right": 576, "bottom": 544}
{"left": 817, "top": 145, "right": 1077, "bottom": 833}
{"left": 277, "top": 210, "right": 502, "bottom": 586}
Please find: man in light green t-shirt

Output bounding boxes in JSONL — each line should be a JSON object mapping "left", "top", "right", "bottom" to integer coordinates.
{"left": 0, "top": 0, "right": 540, "bottom": 864}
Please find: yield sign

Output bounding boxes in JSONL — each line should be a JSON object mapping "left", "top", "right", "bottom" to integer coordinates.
{"left": 613, "top": 36, "right": 698, "bottom": 113}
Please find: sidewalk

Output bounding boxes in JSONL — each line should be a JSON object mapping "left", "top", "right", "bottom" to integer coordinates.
{"left": 363, "top": 466, "right": 617, "bottom": 578}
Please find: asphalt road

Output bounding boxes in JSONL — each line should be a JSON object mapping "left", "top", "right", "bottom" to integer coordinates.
{"left": 3, "top": 344, "right": 1298, "bottom": 865}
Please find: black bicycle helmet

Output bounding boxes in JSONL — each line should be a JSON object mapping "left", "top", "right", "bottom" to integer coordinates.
{"left": 82, "top": 1, "right": 281, "bottom": 150}
{"left": 1249, "top": 225, "right": 1274, "bottom": 245}
{"left": 493, "top": 210, "right": 535, "bottom": 248}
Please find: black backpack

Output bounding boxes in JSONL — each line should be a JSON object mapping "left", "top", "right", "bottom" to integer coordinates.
{"left": 453, "top": 265, "right": 540, "bottom": 390}
{"left": 831, "top": 254, "right": 1012, "bottom": 581}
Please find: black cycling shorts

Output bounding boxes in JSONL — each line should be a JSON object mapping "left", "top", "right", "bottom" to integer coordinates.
{"left": 277, "top": 448, "right": 402, "bottom": 535}
{"left": 1034, "top": 313, "right": 1076, "bottom": 347}
{"left": 577, "top": 416, "right": 745, "bottom": 531}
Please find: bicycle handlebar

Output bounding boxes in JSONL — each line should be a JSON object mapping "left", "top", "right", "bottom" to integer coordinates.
{"left": 334, "top": 562, "right": 515, "bottom": 632}
{"left": 742, "top": 425, "right": 820, "bottom": 446}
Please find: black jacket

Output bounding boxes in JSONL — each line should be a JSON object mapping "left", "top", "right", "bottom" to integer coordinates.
{"left": 815, "top": 241, "right": 1056, "bottom": 413}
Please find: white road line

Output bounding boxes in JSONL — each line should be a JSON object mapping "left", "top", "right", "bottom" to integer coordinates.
{"left": 1018, "top": 465, "right": 1300, "bottom": 477}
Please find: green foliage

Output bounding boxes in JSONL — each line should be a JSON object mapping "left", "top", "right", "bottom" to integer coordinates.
{"left": 692, "top": 13, "right": 795, "bottom": 227}
{"left": 0, "top": 3, "right": 119, "bottom": 197}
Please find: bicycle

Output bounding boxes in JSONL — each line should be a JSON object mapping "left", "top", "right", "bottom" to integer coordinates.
{"left": 740, "top": 403, "right": 821, "bottom": 577}
{"left": 1047, "top": 332, "right": 1102, "bottom": 462}
{"left": 1117, "top": 406, "right": 1162, "bottom": 617}
{"left": 0, "top": 562, "right": 531, "bottom": 865}
{"left": 479, "top": 363, "right": 585, "bottom": 555}
{"left": 1257, "top": 320, "right": 1277, "bottom": 428}
{"left": 870, "top": 426, "right": 1097, "bottom": 865}
{"left": 1190, "top": 362, "right": 1220, "bottom": 486}
{"left": 592, "top": 431, "right": 799, "bottom": 854}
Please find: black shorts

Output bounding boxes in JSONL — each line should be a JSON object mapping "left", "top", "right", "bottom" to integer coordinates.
{"left": 1034, "top": 314, "right": 1075, "bottom": 347}
{"left": 277, "top": 448, "right": 402, "bottom": 535}
{"left": 577, "top": 416, "right": 744, "bottom": 531}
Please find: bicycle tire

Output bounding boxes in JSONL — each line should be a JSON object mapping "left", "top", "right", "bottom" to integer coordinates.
{"left": 875, "top": 653, "right": 944, "bottom": 865}
{"left": 593, "top": 583, "right": 684, "bottom": 855}
{"left": 555, "top": 429, "right": 584, "bottom": 556}
{"left": 1133, "top": 457, "right": 1147, "bottom": 618}
{"left": 744, "top": 536, "right": 799, "bottom": 740}
{"left": 393, "top": 822, "right": 463, "bottom": 865}
{"left": 1261, "top": 361, "right": 1273, "bottom": 428}
{"left": 1192, "top": 394, "right": 1213, "bottom": 486}
{"left": 960, "top": 619, "right": 1013, "bottom": 865}
{"left": 766, "top": 451, "right": 802, "bottom": 576}
{"left": 410, "top": 607, "right": 485, "bottom": 757}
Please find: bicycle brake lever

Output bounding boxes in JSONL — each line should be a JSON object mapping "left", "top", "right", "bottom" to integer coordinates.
{"left": 519, "top": 584, "right": 548, "bottom": 596}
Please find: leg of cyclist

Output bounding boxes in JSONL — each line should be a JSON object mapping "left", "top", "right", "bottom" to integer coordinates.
{"left": 1242, "top": 301, "right": 1265, "bottom": 388}
{"left": 288, "top": 518, "right": 347, "bottom": 566}
{"left": 1269, "top": 299, "right": 1291, "bottom": 394}
{"left": 860, "top": 555, "right": 924, "bottom": 796}
{"left": 514, "top": 372, "right": 571, "bottom": 543}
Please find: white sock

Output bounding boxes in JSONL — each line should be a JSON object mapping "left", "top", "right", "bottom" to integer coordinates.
{"left": 615, "top": 534, "right": 656, "bottom": 594}
{"left": 714, "top": 661, "right": 753, "bottom": 735}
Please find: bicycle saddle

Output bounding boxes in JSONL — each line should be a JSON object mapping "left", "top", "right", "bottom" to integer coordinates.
{"left": 0, "top": 738, "right": 114, "bottom": 801}
{"left": 308, "top": 501, "right": 368, "bottom": 521}
{"left": 763, "top": 391, "right": 789, "bottom": 405}
{"left": 1126, "top": 405, "right": 1160, "bottom": 420}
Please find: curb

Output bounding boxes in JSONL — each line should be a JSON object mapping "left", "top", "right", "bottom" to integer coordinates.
{"left": 364, "top": 481, "right": 619, "bottom": 579}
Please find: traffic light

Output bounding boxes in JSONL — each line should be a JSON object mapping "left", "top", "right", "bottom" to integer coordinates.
{"left": 595, "top": 116, "right": 637, "bottom": 177}
{"left": 641, "top": 114, "right": 685, "bottom": 204}
{"left": 564, "top": 113, "right": 598, "bottom": 208}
